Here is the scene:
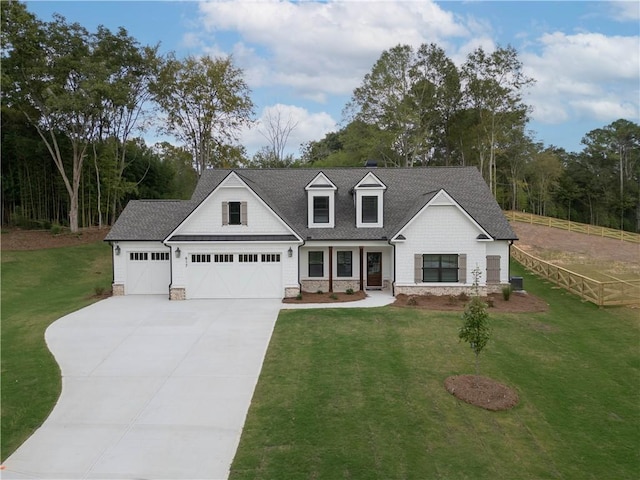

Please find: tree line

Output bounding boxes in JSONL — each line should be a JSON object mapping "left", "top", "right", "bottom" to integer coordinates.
{"left": 2, "top": 1, "right": 638, "bottom": 232}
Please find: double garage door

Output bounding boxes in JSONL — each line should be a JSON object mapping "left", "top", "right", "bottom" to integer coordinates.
{"left": 186, "top": 252, "right": 282, "bottom": 299}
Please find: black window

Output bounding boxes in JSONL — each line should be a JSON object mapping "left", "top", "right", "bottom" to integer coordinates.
{"left": 313, "top": 196, "right": 330, "bottom": 223}
{"left": 229, "top": 202, "right": 241, "bottom": 225}
{"left": 362, "top": 196, "right": 378, "bottom": 223}
{"left": 423, "top": 254, "right": 458, "bottom": 282}
{"left": 337, "top": 251, "right": 352, "bottom": 277}
{"left": 308, "top": 251, "right": 324, "bottom": 277}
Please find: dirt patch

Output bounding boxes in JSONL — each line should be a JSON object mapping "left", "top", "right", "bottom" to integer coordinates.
{"left": 282, "top": 290, "right": 367, "bottom": 304}
{"left": 511, "top": 222, "right": 640, "bottom": 267}
{"left": 1, "top": 227, "right": 108, "bottom": 251}
{"left": 444, "top": 375, "right": 519, "bottom": 411}
{"left": 393, "top": 292, "right": 548, "bottom": 313}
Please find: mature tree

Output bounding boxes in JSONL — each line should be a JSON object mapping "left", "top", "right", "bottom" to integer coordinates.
{"left": 345, "top": 44, "right": 427, "bottom": 166}
{"left": 462, "top": 46, "right": 534, "bottom": 197}
{"left": 92, "top": 26, "right": 160, "bottom": 224}
{"left": 524, "top": 148, "right": 563, "bottom": 216}
{"left": 581, "top": 119, "right": 640, "bottom": 230}
{"left": 258, "top": 105, "right": 299, "bottom": 164}
{"left": 3, "top": 6, "right": 103, "bottom": 231}
{"left": 151, "top": 55, "right": 254, "bottom": 175}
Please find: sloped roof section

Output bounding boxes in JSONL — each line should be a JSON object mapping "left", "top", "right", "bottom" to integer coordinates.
{"left": 104, "top": 200, "right": 193, "bottom": 241}
{"left": 105, "top": 167, "right": 517, "bottom": 242}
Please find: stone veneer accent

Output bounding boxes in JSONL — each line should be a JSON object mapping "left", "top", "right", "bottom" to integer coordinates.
{"left": 112, "top": 284, "right": 125, "bottom": 296}
{"left": 332, "top": 280, "right": 361, "bottom": 292}
{"left": 170, "top": 287, "right": 186, "bottom": 301}
{"left": 301, "top": 279, "right": 330, "bottom": 293}
{"left": 395, "top": 284, "right": 507, "bottom": 297}
{"left": 284, "top": 287, "right": 300, "bottom": 298}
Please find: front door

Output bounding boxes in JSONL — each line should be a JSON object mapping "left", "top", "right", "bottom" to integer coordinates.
{"left": 367, "top": 252, "right": 382, "bottom": 289}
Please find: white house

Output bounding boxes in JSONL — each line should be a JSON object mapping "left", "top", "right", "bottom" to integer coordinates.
{"left": 105, "top": 167, "right": 517, "bottom": 300}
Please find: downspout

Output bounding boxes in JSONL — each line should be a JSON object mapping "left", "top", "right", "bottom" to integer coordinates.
{"left": 328, "top": 246, "right": 333, "bottom": 293}
{"left": 108, "top": 241, "right": 115, "bottom": 292}
{"left": 168, "top": 244, "right": 173, "bottom": 300}
{"left": 508, "top": 240, "right": 513, "bottom": 284}
{"left": 388, "top": 238, "right": 396, "bottom": 296}
{"left": 297, "top": 239, "right": 306, "bottom": 294}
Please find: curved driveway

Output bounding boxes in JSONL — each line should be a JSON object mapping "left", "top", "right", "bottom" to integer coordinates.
{"left": 2, "top": 296, "right": 280, "bottom": 480}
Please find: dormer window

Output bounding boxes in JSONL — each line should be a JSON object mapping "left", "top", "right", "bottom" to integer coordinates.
{"left": 313, "top": 196, "right": 330, "bottom": 223}
{"left": 306, "top": 172, "right": 337, "bottom": 228}
{"left": 228, "top": 202, "right": 241, "bottom": 225}
{"left": 362, "top": 196, "right": 378, "bottom": 223}
{"left": 354, "top": 172, "right": 386, "bottom": 228}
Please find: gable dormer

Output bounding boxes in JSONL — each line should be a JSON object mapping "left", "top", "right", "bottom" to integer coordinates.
{"left": 305, "top": 172, "right": 337, "bottom": 228}
{"left": 354, "top": 172, "right": 386, "bottom": 228}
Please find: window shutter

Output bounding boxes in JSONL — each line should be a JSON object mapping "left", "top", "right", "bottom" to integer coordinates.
{"left": 222, "top": 202, "right": 229, "bottom": 225}
{"left": 458, "top": 254, "right": 467, "bottom": 283}
{"left": 241, "top": 201, "right": 248, "bottom": 225}
{"left": 486, "top": 255, "right": 501, "bottom": 284}
{"left": 414, "top": 254, "right": 423, "bottom": 283}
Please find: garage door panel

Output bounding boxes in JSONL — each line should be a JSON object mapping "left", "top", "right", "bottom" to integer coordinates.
{"left": 126, "top": 252, "right": 170, "bottom": 295}
{"left": 186, "top": 252, "right": 282, "bottom": 299}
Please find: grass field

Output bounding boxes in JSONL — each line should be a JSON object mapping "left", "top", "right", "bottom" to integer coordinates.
{"left": 230, "top": 263, "right": 640, "bottom": 479}
{"left": 1, "top": 241, "right": 112, "bottom": 461}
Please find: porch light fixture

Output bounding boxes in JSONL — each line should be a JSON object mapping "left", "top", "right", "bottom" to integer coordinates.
{"left": 115, "top": 245, "right": 121, "bottom": 256}
{"left": 175, "top": 247, "right": 181, "bottom": 258}
{"left": 288, "top": 247, "right": 293, "bottom": 258}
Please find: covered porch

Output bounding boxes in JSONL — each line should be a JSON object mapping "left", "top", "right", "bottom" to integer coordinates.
{"left": 298, "top": 242, "right": 394, "bottom": 294}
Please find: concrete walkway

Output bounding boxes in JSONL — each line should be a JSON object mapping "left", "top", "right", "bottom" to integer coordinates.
{"left": 2, "top": 296, "right": 281, "bottom": 480}
{"left": 280, "top": 289, "right": 396, "bottom": 309}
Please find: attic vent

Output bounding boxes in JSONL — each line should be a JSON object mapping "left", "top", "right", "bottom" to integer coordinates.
{"left": 476, "top": 233, "right": 490, "bottom": 240}
{"left": 364, "top": 159, "right": 378, "bottom": 168}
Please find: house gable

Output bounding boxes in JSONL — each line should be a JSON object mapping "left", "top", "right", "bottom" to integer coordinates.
{"left": 391, "top": 189, "right": 492, "bottom": 242}
{"left": 166, "top": 171, "right": 301, "bottom": 241}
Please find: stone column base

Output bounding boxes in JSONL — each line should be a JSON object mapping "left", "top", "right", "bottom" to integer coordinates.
{"left": 170, "top": 287, "right": 186, "bottom": 300}
{"left": 112, "top": 284, "right": 125, "bottom": 296}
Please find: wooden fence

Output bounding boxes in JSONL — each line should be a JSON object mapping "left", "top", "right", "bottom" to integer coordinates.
{"left": 504, "top": 211, "right": 640, "bottom": 243}
{"left": 511, "top": 246, "right": 640, "bottom": 306}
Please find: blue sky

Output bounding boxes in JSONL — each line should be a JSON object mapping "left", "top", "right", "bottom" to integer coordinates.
{"left": 27, "top": 1, "right": 640, "bottom": 157}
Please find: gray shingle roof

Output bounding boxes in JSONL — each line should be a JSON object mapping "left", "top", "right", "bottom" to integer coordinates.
{"left": 106, "top": 167, "right": 517, "bottom": 242}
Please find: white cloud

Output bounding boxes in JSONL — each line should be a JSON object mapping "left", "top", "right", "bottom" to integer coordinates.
{"left": 522, "top": 32, "right": 639, "bottom": 124}
{"left": 608, "top": 1, "right": 640, "bottom": 22}
{"left": 196, "top": 0, "right": 470, "bottom": 99}
{"left": 241, "top": 104, "right": 337, "bottom": 156}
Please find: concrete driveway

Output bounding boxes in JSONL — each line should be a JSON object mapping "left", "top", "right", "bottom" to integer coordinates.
{"left": 2, "top": 296, "right": 281, "bottom": 480}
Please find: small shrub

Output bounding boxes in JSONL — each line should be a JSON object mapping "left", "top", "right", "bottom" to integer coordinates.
{"left": 487, "top": 298, "right": 495, "bottom": 308}
{"left": 502, "top": 285, "right": 512, "bottom": 301}
{"left": 94, "top": 286, "right": 105, "bottom": 296}
{"left": 345, "top": 288, "right": 354, "bottom": 295}
{"left": 329, "top": 293, "right": 338, "bottom": 300}
{"left": 296, "top": 293, "right": 303, "bottom": 300}
{"left": 407, "top": 296, "right": 418, "bottom": 306}
{"left": 316, "top": 289, "right": 324, "bottom": 294}
{"left": 50, "top": 223, "right": 63, "bottom": 235}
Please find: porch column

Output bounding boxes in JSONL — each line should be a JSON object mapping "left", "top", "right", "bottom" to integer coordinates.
{"left": 328, "top": 246, "right": 333, "bottom": 293}
{"left": 359, "top": 246, "right": 364, "bottom": 291}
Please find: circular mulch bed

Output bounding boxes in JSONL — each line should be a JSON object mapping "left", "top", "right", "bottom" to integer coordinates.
{"left": 444, "top": 375, "right": 519, "bottom": 411}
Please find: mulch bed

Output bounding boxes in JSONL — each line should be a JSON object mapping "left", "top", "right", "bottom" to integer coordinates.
{"left": 393, "top": 292, "right": 548, "bottom": 313}
{"left": 282, "top": 290, "right": 367, "bottom": 304}
{"left": 444, "top": 375, "right": 519, "bottom": 411}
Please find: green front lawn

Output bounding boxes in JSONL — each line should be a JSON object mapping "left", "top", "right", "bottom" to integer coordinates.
{"left": 231, "top": 264, "right": 640, "bottom": 479}
{"left": 1, "top": 241, "right": 112, "bottom": 461}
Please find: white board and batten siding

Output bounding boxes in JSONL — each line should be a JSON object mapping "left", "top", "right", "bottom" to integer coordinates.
{"left": 113, "top": 241, "right": 171, "bottom": 295}
{"left": 168, "top": 177, "right": 300, "bottom": 299}
{"left": 395, "top": 203, "right": 510, "bottom": 286}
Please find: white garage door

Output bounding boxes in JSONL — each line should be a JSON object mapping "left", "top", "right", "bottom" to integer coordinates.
{"left": 186, "top": 252, "right": 282, "bottom": 299}
{"left": 126, "top": 251, "right": 171, "bottom": 294}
